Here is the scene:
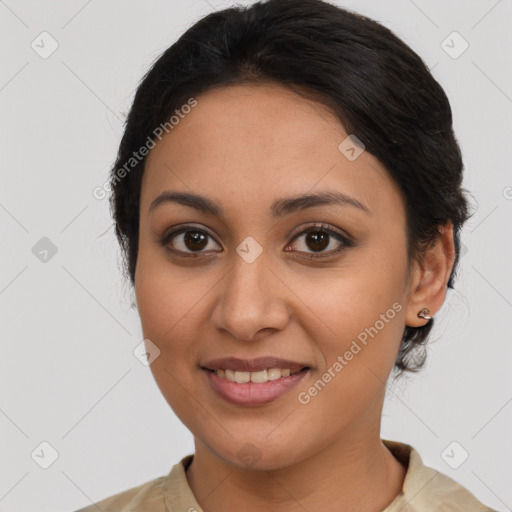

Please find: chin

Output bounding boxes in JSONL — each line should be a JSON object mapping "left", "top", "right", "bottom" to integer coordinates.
{"left": 208, "top": 436, "right": 305, "bottom": 472}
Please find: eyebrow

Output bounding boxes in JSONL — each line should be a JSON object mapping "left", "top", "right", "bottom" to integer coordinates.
{"left": 148, "top": 190, "right": 371, "bottom": 217}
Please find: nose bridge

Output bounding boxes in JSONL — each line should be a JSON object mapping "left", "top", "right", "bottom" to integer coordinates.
{"left": 229, "top": 248, "right": 270, "bottom": 303}
{"left": 211, "top": 246, "right": 289, "bottom": 341}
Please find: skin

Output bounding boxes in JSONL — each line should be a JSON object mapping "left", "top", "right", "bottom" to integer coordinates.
{"left": 135, "top": 83, "right": 456, "bottom": 512}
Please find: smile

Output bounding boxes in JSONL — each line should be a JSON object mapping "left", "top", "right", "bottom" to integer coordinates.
{"left": 211, "top": 367, "right": 303, "bottom": 383}
{"left": 202, "top": 367, "right": 310, "bottom": 406}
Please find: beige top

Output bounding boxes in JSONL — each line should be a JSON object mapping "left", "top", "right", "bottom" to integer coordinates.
{"left": 74, "top": 439, "right": 496, "bottom": 511}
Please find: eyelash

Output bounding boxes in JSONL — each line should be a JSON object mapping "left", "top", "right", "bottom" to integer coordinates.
{"left": 159, "top": 223, "right": 353, "bottom": 260}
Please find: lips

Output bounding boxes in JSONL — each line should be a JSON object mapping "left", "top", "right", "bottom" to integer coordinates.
{"left": 200, "top": 356, "right": 312, "bottom": 406}
{"left": 200, "top": 356, "right": 309, "bottom": 373}
{"left": 203, "top": 366, "right": 310, "bottom": 406}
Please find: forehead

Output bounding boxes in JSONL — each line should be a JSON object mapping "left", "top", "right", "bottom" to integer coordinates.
{"left": 141, "top": 83, "right": 403, "bottom": 220}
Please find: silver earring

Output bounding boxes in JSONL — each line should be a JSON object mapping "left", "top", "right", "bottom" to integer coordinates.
{"left": 417, "top": 308, "right": 432, "bottom": 320}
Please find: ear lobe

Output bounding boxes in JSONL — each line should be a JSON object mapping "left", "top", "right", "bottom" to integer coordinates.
{"left": 404, "top": 223, "right": 456, "bottom": 328}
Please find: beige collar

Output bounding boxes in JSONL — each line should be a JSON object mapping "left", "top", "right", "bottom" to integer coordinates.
{"left": 162, "top": 439, "right": 493, "bottom": 511}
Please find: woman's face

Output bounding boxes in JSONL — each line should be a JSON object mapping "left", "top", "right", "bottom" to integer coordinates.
{"left": 135, "top": 83, "right": 420, "bottom": 469}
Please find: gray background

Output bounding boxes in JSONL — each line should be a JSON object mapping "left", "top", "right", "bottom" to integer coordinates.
{"left": 1, "top": 0, "right": 511, "bottom": 511}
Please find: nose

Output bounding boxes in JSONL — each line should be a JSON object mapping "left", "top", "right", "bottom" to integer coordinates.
{"left": 210, "top": 251, "right": 290, "bottom": 342}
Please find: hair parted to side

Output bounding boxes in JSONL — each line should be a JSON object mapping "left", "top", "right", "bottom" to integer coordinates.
{"left": 109, "top": 0, "right": 472, "bottom": 375}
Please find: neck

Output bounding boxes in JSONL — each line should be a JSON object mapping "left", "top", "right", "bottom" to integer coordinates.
{"left": 186, "top": 424, "right": 407, "bottom": 512}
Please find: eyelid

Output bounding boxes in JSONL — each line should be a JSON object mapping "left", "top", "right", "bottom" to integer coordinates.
{"left": 160, "top": 224, "right": 222, "bottom": 253}
{"left": 160, "top": 222, "right": 353, "bottom": 257}
{"left": 288, "top": 222, "right": 351, "bottom": 244}
{"left": 285, "top": 223, "right": 353, "bottom": 256}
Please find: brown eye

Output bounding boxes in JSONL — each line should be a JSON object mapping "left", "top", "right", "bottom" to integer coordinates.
{"left": 183, "top": 230, "right": 208, "bottom": 251}
{"left": 286, "top": 224, "right": 352, "bottom": 258}
{"left": 160, "top": 227, "right": 221, "bottom": 255}
{"left": 304, "top": 231, "right": 329, "bottom": 252}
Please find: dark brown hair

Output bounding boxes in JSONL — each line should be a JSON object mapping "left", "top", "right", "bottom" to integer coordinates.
{"left": 109, "top": 0, "right": 472, "bottom": 374}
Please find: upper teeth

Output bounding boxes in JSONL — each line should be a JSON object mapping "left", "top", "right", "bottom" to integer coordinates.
{"left": 215, "top": 368, "right": 301, "bottom": 383}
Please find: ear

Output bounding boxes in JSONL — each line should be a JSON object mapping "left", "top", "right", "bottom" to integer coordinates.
{"left": 404, "top": 223, "right": 456, "bottom": 327}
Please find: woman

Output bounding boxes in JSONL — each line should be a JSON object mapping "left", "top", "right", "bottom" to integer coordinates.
{"left": 77, "top": 0, "right": 496, "bottom": 510}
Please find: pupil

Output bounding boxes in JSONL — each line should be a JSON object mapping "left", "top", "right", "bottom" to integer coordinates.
{"left": 185, "top": 231, "right": 207, "bottom": 251}
{"left": 307, "top": 231, "right": 328, "bottom": 251}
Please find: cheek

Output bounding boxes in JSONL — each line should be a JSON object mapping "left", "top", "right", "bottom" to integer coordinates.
{"left": 292, "top": 249, "right": 408, "bottom": 388}
{"left": 134, "top": 254, "right": 203, "bottom": 388}
{"left": 135, "top": 247, "right": 205, "bottom": 340}
{"left": 135, "top": 266, "right": 206, "bottom": 421}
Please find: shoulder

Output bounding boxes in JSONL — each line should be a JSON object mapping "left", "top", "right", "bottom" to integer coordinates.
{"left": 383, "top": 439, "right": 497, "bottom": 512}
{"left": 73, "top": 475, "right": 168, "bottom": 512}
{"left": 72, "top": 454, "right": 197, "bottom": 512}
